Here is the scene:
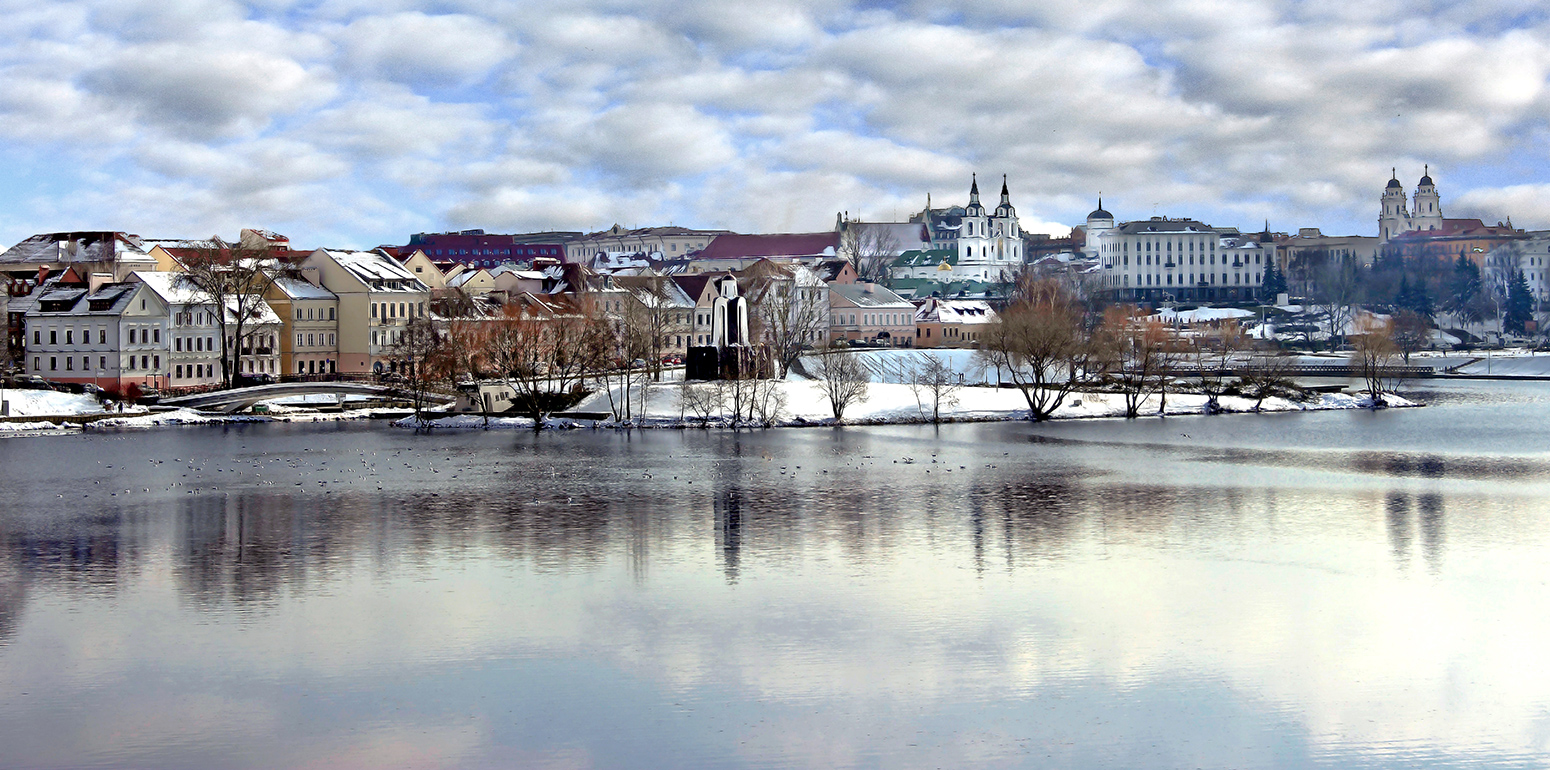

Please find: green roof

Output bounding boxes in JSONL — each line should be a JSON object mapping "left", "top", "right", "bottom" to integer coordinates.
{"left": 892, "top": 249, "right": 958, "bottom": 267}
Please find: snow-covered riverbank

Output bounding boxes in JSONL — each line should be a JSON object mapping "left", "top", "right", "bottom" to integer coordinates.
{"left": 401, "top": 381, "right": 1413, "bottom": 431}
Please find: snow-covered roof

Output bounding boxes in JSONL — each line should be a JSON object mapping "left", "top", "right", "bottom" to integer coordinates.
{"left": 324, "top": 249, "right": 426, "bottom": 290}
{"left": 917, "top": 298, "right": 997, "bottom": 324}
{"left": 225, "top": 296, "right": 281, "bottom": 325}
{"left": 271, "top": 275, "right": 336, "bottom": 300}
{"left": 829, "top": 282, "right": 912, "bottom": 308}
{"left": 132, "top": 270, "right": 209, "bottom": 305}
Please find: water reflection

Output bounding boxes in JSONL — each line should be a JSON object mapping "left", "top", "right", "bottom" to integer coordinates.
{"left": 0, "top": 402, "right": 1547, "bottom": 768}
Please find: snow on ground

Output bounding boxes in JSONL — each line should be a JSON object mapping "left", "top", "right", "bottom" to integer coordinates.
{"left": 1449, "top": 353, "right": 1550, "bottom": 376}
{"left": 1153, "top": 307, "right": 1257, "bottom": 324}
{"left": 0, "top": 390, "right": 141, "bottom": 417}
{"left": 409, "top": 380, "right": 1409, "bottom": 431}
{"left": 85, "top": 409, "right": 252, "bottom": 429}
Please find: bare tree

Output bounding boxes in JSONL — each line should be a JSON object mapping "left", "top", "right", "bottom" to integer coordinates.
{"left": 1189, "top": 319, "right": 1246, "bottom": 413}
{"left": 616, "top": 275, "right": 687, "bottom": 382}
{"left": 839, "top": 224, "right": 900, "bottom": 285}
{"left": 387, "top": 316, "right": 442, "bottom": 426}
{"left": 1236, "top": 350, "right": 1297, "bottom": 411}
{"left": 748, "top": 266, "right": 827, "bottom": 378}
{"left": 1350, "top": 314, "right": 1399, "bottom": 405}
{"left": 486, "top": 299, "right": 605, "bottom": 428}
{"left": 678, "top": 382, "right": 724, "bottom": 426}
{"left": 979, "top": 278, "right": 1101, "bottom": 421}
{"left": 1104, "top": 307, "right": 1171, "bottom": 419}
{"left": 812, "top": 347, "right": 870, "bottom": 422}
{"left": 175, "top": 238, "right": 274, "bottom": 388}
{"left": 1313, "top": 258, "right": 1364, "bottom": 350}
{"left": 1390, "top": 309, "right": 1431, "bottom": 365}
{"left": 909, "top": 352, "right": 961, "bottom": 424}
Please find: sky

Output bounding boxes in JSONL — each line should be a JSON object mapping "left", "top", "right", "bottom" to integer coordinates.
{"left": 2, "top": 0, "right": 1549, "bottom": 250}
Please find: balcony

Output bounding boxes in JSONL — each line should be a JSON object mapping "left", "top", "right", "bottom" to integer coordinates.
{"left": 1231, "top": 260, "right": 1243, "bottom": 268}
{"left": 1163, "top": 261, "right": 1175, "bottom": 268}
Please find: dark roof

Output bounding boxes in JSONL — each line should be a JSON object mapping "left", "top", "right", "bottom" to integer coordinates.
{"left": 696, "top": 232, "right": 839, "bottom": 260}
{"left": 1115, "top": 218, "right": 1214, "bottom": 234}
{"left": 670, "top": 274, "right": 715, "bottom": 302}
{"left": 1387, "top": 177, "right": 1403, "bottom": 189}
{"left": 1088, "top": 197, "right": 1112, "bottom": 220}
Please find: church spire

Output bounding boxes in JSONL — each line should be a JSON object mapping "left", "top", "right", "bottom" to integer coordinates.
{"left": 999, "top": 174, "right": 1010, "bottom": 205}
{"left": 969, "top": 173, "right": 980, "bottom": 204}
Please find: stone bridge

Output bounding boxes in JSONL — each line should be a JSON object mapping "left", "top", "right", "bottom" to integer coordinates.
{"left": 163, "top": 382, "right": 453, "bottom": 414}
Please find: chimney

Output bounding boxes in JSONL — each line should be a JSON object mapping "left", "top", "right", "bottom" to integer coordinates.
{"left": 301, "top": 267, "right": 322, "bottom": 286}
{"left": 89, "top": 272, "right": 112, "bottom": 293}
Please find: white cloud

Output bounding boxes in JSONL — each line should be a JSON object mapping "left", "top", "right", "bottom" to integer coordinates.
{"left": 3, "top": 0, "right": 1550, "bottom": 247}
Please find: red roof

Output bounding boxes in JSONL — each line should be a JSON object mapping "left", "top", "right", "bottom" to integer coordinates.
{"left": 697, "top": 232, "right": 839, "bottom": 260}
{"left": 1389, "top": 218, "right": 1517, "bottom": 242}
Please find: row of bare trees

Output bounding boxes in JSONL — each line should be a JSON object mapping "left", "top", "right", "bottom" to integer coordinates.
{"left": 978, "top": 278, "right": 1316, "bottom": 419}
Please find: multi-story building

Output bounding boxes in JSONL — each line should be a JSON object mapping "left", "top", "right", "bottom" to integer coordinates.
{"left": 301, "top": 249, "right": 431, "bottom": 375}
{"left": 264, "top": 275, "right": 340, "bottom": 376}
{"left": 394, "top": 231, "right": 574, "bottom": 269}
{"left": 566, "top": 225, "right": 732, "bottom": 264}
{"left": 1095, "top": 217, "right": 1267, "bottom": 303}
{"left": 22, "top": 273, "right": 167, "bottom": 392}
{"left": 133, "top": 271, "right": 282, "bottom": 386}
{"left": 907, "top": 176, "right": 1024, "bottom": 283}
{"left": 913, "top": 297, "right": 998, "bottom": 349}
{"left": 828, "top": 283, "right": 914, "bottom": 346}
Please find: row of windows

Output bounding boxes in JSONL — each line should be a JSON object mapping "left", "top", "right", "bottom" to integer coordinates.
{"left": 371, "top": 301, "right": 426, "bottom": 321}
{"left": 297, "top": 359, "right": 337, "bottom": 375}
{"left": 1118, "top": 252, "right": 1262, "bottom": 267}
{"left": 295, "top": 332, "right": 337, "bottom": 348}
{"left": 33, "top": 355, "right": 157, "bottom": 372}
{"left": 174, "top": 336, "right": 216, "bottom": 352}
{"left": 431, "top": 246, "right": 557, "bottom": 257}
{"left": 831, "top": 312, "right": 910, "bottom": 327}
{"left": 294, "top": 306, "right": 336, "bottom": 321}
{"left": 33, "top": 326, "right": 161, "bottom": 346}
{"left": 1123, "top": 272, "right": 1261, "bottom": 287}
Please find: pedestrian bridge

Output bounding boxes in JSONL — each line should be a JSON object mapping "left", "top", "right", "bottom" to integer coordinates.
{"left": 163, "top": 382, "right": 454, "bottom": 414}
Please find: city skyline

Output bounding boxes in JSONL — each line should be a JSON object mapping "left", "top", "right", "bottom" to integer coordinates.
{"left": 2, "top": 1, "right": 1547, "bottom": 249}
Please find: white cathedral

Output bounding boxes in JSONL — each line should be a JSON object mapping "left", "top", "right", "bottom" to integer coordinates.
{"left": 1379, "top": 166, "right": 1445, "bottom": 243}
{"left": 913, "top": 175, "right": 1024, "bottom": 282}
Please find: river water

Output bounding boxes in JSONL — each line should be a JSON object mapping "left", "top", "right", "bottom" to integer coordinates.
{"left": 1, "top": 380, "right": 1548, "bottom": 769}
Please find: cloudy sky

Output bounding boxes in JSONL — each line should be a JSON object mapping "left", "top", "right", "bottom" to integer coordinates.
{"left": 1, "top": 0, "right": 1548, "bottom": 249}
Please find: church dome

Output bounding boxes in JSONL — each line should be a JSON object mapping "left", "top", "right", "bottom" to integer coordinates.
{"left": 1386, "top": 177, "right": 1403, "bottom": 189}
{"left": 1087, "top": 197, "right": 1112, "bottom": 220}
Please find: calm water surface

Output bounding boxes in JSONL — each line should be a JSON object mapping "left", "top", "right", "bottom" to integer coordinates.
{"left": 1, "top": 379, "right": 1549, "bottom": 769}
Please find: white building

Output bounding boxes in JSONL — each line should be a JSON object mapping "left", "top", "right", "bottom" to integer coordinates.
{"left": 23, "top": 275, "right": 168, "bottom": 392}
{"left": 909, "top": 176, "right": 1025, "bottom": 282}
{"left": 1095, "top": 217, "right": 1267, "bottom": 303}
{"left": 1380, "top": 167, "right": 1446, "bottom": 243}
{"left": 134, "top": 271, "right": 281, "bottom": 386}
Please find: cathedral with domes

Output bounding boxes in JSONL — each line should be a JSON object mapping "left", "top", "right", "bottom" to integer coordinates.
{"left": 1379, "top": 167, "right": 1446, "bottom": 243}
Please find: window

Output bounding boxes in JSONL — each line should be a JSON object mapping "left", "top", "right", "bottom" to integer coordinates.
{"left": 65, "top": 329, "right": 74, "bottom": 344}
{"left": 32, "top": 357, "right": 39, "bottom": 371}
{"left": 99, "top": 356, "right": 106, "bottom": 370}
{"left": 153, "top": 356, "right": 159, "bottom": 370}
{"left": 33, "top": 330, "right": 39, "bottom": 345}
{"left": 153, "top": 329, "right": 160, "bottom": 343}
{"left": 328, "top": 334, "right": 335, "bottom": 346}
{"left": 99, "top": 329, "right": 106, "bottom": 344}
{"left": 328, "top": 308, "right": 335, "bottom": 321}
{"left": 50, "top": 356, "right": 57, "bottom": 370}
{"left": 142, "top": 356, "right": 149, "bottom": 370}
{"left": 50, "top": 330, "right": 57, "bottom": 345}
{"left": 371, "top": 303, "right": 378, "bottom": 319}
{"left": 296, "top": 333, "right": 303, "bottom": 347}
{"left": 307, "top": 334, "right": 314, "bottom": 347}
{"left": 177, "top": 365, "right": 183, "bottom": 378}
{"left": 65, "top": 357, "right": 73, "bottom": 371}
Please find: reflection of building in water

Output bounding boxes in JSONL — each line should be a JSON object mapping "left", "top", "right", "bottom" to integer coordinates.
{"left": 1386, "top": 492, "right": 1412, "bottom": 569}
{"left": 1416, "top": 493, "right": 1445, "bottom": 573}
{"left": 714, "top": 487, "right": 743, "bottom": 584}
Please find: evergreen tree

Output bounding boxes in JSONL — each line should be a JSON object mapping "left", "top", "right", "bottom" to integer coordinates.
{"left": 1410, "top": 276, "right": 1434, "bottom": 317}
{"left": 1505, "top": 269, "right": 1534, "bottom": 334}
{"left": 1394, "top": 274, "right": 1412, "bottom": 311}
{"left": 1446, "top": 254, "right": 1482, "bottom": 317}
{"left": 1261, "top": 257, "right": 1288, "bottom": 299}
